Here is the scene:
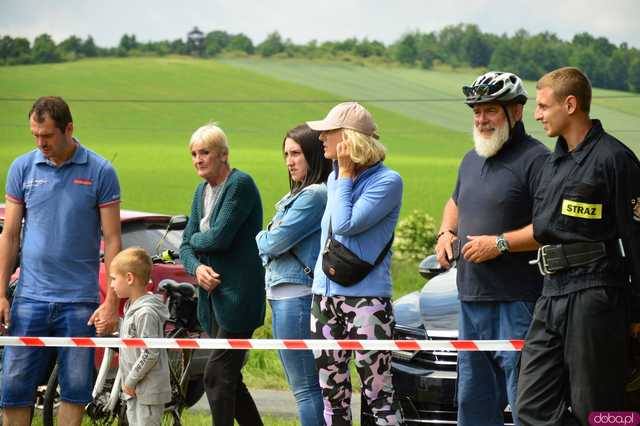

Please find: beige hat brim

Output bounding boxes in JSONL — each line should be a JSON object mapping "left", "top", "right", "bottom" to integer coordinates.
{"left": 306, "top": 119, "right": 341, "bottom": 132}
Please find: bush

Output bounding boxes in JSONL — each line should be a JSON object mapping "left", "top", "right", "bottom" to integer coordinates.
{"left": 393, "top": 209, "right": 437, "bottom": 263}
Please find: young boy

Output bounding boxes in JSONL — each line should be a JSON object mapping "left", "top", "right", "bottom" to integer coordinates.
{"left": 110, "top": 247, "right": 171, "bottom": 425}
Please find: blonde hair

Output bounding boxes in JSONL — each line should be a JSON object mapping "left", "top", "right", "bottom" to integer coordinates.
{"left": 189, "top": 123, "right": 229, "bottom": 155}
{"left": 537, "top": 67, "right": 592, "bottom": 114}
{"left": 112, "top": 247, "right": 152, "bottom": 285}
{"left": 342, "top": 128, "right": 386, "bottom": 167}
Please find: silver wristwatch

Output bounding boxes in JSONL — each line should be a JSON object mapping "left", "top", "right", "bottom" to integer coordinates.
{"left": 496, "top": 234, "right": 510, "bottom": 254}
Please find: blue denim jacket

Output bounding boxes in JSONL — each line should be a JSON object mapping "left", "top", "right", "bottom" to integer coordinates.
{"left": 256, "top": 183, "right": 327, "bottom": 289}
{"left": 312, "top": 162, "right": 403, "bottom": 298}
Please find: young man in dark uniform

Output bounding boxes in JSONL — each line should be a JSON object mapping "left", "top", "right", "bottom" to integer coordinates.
{"left": 436, "top": 71, "right": 549, "bottom": 425}
{"left": 517, "top": 67, "right": 640, "bottom": 425}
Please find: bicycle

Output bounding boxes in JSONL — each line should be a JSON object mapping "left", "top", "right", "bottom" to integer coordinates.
{"left": 42, "top": 277, "right": 202, "bottom": 426}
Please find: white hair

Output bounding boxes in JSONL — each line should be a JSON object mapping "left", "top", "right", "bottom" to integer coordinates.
{"left": 189, "top": 123, "right": 229, "bottom": 154}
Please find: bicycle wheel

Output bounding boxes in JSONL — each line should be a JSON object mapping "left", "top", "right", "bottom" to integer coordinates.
{"left": 42, "top": 364, "right": 59, "bottom": 426}
{"left": 184, "top": 376, "right": 205, "bottom": 407}
{"left": 85, "top": 376, "right": 120, "bottom": 426}
{"left": 117, "top": 400, "right": 129, "bottom": 426}
{"left": 162, "top": 327, "right": 193, "bottom": 425}
{"left": 44, "top": 363, "right": 112, "bottom": 426}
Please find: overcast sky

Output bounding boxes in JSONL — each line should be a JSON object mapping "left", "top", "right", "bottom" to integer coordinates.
{"left": 1, "top": 0, "right": 639, "bottom": 48}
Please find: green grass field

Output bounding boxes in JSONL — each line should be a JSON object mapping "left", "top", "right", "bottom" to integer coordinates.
{"left": 0, "top": 56, "right": 471, "bottom": 221}
{"left": 4, "top": 57, "right": 638, "bottom": 219}
{"left": 226, "top": 58, "right": 640, "bottom": 153}
{"left": 2, "top": 56, "right": 640, "bottom": 403}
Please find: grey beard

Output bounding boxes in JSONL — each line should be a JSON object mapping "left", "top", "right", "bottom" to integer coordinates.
{"left": 473, "top": 122, "right": 510, "bottom": 158}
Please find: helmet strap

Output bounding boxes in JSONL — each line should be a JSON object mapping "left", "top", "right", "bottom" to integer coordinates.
{"left": 501, "top": 104, "right": 513, "bottom": 141}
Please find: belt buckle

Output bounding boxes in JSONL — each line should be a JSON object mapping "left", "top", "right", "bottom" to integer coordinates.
{"left": 529, "top": 245, "right": 556, "bottom": 276}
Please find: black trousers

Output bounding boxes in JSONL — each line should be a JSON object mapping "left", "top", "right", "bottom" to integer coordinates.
{"left": 204, "top": 319, "right": 263, "bottom": 426}
{"left": 516, "top": 286, "right": 630, "bottom": 426}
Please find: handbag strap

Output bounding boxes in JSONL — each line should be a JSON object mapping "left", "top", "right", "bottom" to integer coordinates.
{"left": 328, "top": 219, "right": 394, "bottom": 266}
{"left": 288, "top": 249, "right": 314, "bottom": 279}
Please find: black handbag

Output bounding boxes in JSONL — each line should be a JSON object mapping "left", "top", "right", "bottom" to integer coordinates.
{"left": 322, "top": 220, "right": 393, "bottom": 286}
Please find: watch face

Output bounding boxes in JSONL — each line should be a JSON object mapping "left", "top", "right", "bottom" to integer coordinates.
{"left": 497, "top": 237, "right": 509, "bottom": 253}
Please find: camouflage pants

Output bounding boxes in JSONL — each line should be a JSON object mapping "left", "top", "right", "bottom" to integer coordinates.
{"left": 310, "top": 294, "right": 402, "bottom": 426}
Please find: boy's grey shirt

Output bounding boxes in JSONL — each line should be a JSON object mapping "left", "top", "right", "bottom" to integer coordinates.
{"left": 120, "top": 293, "right": 171, "bottom": 404}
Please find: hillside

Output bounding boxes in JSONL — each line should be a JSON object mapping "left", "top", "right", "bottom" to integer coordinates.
{"left": 0, "top": 57, "right": 469, "bottom": 220}
{"left": 2, "top": 57, "right": 639, "bottom": 221}
{"left": 226, "top": 58, "right": 640, "bottom": 153}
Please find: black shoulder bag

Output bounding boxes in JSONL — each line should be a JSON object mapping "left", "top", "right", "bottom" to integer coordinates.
{"left": 322, "top": 220, "right": 394, "bottom": 286}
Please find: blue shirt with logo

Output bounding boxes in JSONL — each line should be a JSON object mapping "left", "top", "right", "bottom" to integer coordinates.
{"left": 5, "top": 141, "right": 120, "bottom": 303}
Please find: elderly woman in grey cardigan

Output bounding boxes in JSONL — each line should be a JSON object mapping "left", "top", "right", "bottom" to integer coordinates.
{"left": 179, "top": 123, "right": 265, "bottom": 426}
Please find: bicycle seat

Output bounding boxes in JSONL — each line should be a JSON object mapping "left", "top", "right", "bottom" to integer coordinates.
{"left": 158, "top": 279, "right": 196, "bottom": 299}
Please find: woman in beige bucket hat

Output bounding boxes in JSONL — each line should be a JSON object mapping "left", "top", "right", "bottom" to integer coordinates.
{"left": 306, "top": 102, "right": 404, "bottom": 426}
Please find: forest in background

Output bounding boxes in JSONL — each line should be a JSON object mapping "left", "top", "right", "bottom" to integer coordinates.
{"left": 2, "top": 23, "right": 640, "bottom": 93}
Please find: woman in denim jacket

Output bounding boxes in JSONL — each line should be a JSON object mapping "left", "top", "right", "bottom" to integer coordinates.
{"left": 256, "top": 124, "right": 332, "bottom": 426}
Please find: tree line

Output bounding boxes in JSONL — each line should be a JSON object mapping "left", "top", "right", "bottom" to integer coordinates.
{"left": 2, "top": 24, "right": 639, "bottom": 93}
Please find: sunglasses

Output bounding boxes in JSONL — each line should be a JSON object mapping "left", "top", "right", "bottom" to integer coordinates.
{"left": 462, "top": 83, "right": 498, "bottom": 97}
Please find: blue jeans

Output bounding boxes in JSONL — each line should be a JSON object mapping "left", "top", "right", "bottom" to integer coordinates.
{"left": 457, "top": 301, "right": 534, "bottom": 426}
{"left": 270, "top": 295, "right": 323, "bottom": 426}
{"left": 1, "top": 297, "right": 97, "bottom": 407}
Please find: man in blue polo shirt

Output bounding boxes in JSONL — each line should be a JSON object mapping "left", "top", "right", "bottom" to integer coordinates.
{"left": 0, "top": 96, "right": 122, "bottom": 426}
{"left": 435, "top": 72, "right": 549, "bottom": 426}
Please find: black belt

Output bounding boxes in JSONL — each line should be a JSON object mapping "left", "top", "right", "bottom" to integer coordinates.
{"left": 530, "top": 241, "right": 609, "bottom": 275}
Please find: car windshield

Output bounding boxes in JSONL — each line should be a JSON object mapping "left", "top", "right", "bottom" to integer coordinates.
{"left": 121, "top": 221, "right": 184, "bottom": 261}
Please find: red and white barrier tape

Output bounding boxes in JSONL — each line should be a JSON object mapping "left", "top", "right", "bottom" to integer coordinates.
{"left": 0, "top": 336, "right": 524, "bottom": 351}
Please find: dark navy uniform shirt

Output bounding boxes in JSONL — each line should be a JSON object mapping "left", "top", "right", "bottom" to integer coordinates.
{"left": 532, "top": 120, "right": 640, "bottom": 320}
{"left": 453, "top": 121, "right": 550, "bottom": 302}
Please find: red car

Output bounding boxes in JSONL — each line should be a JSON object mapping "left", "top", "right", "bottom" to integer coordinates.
{"left": 0, "top": 203, "right": 196, "bottom": 309}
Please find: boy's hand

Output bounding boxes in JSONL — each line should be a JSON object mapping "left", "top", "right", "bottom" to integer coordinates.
{"left": 122, "top": 383, "right": 136, "bottom": 397}
{"left": 88, "top": 303, "right": 118, "bottom": 336}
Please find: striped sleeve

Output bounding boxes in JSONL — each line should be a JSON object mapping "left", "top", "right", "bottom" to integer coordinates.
{"left": 97, "top": 162, "right": 121, "bottom": 208}
{"left": 5, "top": 158, "right": 25, "bottom": 204}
